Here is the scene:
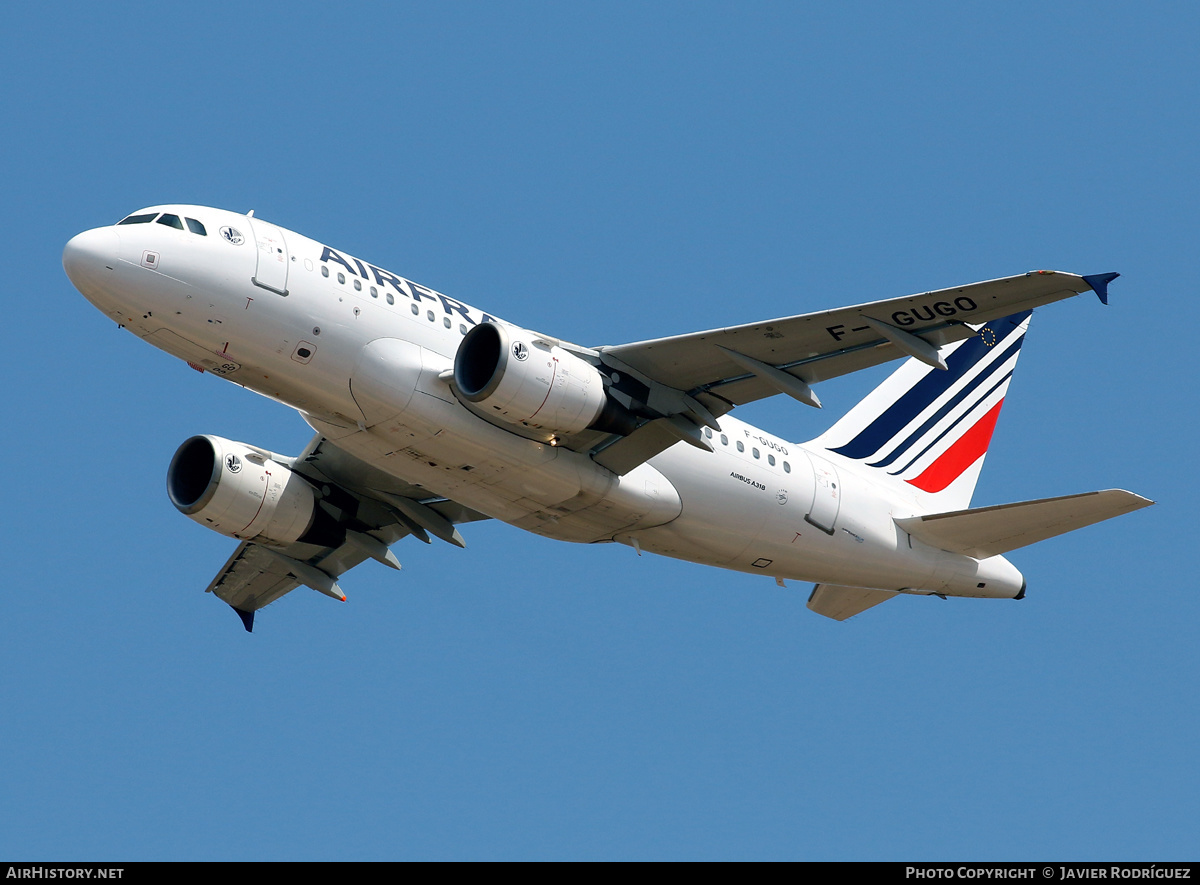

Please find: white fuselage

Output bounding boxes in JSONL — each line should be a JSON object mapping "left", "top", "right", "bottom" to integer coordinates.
{"left": 63, "top": 205, "right": 1023, "bottom": 599}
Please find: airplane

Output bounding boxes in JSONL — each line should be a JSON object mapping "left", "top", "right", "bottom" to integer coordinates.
{"left": 62, "top": 205, "right": 1153, "bottom": 631}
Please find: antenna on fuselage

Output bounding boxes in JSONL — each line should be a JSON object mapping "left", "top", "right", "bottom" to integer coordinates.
{"left": 247, "top": 210, "right": 255, "bottom": 217}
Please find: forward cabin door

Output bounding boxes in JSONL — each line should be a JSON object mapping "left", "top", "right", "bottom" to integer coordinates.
{"left": 247, "top": 217, "right": 290, "bottom": 296}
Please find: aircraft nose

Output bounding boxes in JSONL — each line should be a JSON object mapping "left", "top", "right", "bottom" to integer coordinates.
{"left": 63, "top": 226, "right": 120, "bottom": 293}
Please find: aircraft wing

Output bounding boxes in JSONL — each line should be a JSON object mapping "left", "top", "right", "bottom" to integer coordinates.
{"left": 205, "top": 435, "right": 490, "bottom": 631}
{"left": 586, "top": 271, "right": 1115, "bottom": 474}
{"left": 598, "top": 270, "right": 1115, "bottom": 409}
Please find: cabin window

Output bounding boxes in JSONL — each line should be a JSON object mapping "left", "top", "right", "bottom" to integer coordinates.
{"left": 752, "top": 448, "right": 760, "bottom": 459}
{"left": 783, "top": 461, "right": 791, "bottom": 473}
{"left": 411, "top": 303, "right": 419, "bottom": 315}
{"left": 768, "top": 454, "right": 776, "bottom": 466}
{"left": 118, "top": 213, "right": 157, "bottom": 225}
{"left": 443, "top": 317, "right": 451, "bottom": 328}
{"left": 156, "top": 214, "right": 184, "bottom": 230}
{"left": 370, "top": 286, "right": 378, "bottom": 298}
{"left": 337, "top": 272, "right": 345, "bottom": 284}
{"left": 185, "top": 218, "right": 207, "bottom": 235}
{"left": 720, "top": 434, "right": 728, "bottom": 446}
{"left": 321, "top": 266, "right": 329, "bottom": 278}
{"left": 386, "top": 293, "right": 394, "bottom": 305}
{"left": 353, "top": 279, "right": 361, "bottom": 291}
{"left": 427, "top": 310, "right": 435, "bottom": 322}
{"left": 460, "top": 324, "right": 468, "bottom": 335}
{"left": 736, "top": 441, "right": 744, "bottom": 453}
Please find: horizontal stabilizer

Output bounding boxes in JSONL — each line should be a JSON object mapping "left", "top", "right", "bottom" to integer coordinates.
{"left": 807, "top": 584, "right": 899, "bottom": 621}
{"left": 895, "top": 489, "right": 1153, "bottom": 559}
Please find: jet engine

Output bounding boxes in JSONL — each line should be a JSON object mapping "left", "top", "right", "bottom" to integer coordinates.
{"left": 452, "top": 322, "right": 636, "bottom": 437}
{"left": 167, "top": 435, "right": 337, "bottom": 546}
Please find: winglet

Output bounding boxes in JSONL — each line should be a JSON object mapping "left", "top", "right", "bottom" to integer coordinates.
{"left": 232, "top": 606, "right": 255, "bottom": 632}
{"left": 1081, "top": 272, "right": 1119, "bottom": 306}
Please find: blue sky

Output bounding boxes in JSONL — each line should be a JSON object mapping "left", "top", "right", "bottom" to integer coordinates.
{"left": 3, "top": 1, "right": 1196, "bottom": 860}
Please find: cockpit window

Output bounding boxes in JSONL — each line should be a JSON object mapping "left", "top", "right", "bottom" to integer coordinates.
{"left": 118, "top": 213, "right": 158, "bottom": 225}
{"left": 156, "top": 214, "right": 185, "bottom": 230}
{"left": 185, "top": 218, "right": 207, "bottom": 236}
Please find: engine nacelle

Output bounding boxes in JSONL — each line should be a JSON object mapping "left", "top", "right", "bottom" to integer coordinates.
{"left": 453, "top": 322, "right": 633, "bottom": 436}
{"left": 167, "top": 435, "right": 320, "bottom": 546}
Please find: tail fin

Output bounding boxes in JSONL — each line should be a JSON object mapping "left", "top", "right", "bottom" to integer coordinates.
{"left": 810, "top": 311, "right": 1031, "bottom": 512}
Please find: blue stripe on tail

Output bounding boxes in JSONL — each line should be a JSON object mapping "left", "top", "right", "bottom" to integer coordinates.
{"left": 887, "top": 369, "right": 1013, "bottom": 475}
{"left": 829, "top": 311, "right": 1029, "bottom": 462}
{"left": 865, "top": 335, "right": 1023, "bottom": 468}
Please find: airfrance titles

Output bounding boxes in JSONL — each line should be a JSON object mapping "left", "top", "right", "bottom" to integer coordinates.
{"left": 320, "top": 246, "right": 500, "bottom": 327}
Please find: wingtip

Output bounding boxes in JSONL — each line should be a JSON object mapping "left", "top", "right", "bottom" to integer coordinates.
{"left": 1081, "top": 272, "right": 1120, "bottom": 306}
{"left": 232, "top": 606, "right": 255, "bottom": 632}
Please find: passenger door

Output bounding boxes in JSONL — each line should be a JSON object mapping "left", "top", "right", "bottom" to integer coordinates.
{"left": 247, "top": 217, "right": 290, "bottom": 295}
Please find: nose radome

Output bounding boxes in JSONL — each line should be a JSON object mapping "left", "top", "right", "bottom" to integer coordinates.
{"left": 63, "top": 227, "right": 121, "bottom": 292}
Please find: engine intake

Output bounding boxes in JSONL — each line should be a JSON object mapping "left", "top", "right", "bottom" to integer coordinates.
{"left": 453, "top": 323, "right": 635, "bottom": 437}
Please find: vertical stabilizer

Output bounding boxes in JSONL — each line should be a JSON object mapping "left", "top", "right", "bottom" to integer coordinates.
{"left": 810, "top": 311, "right": 1031, "bottom": 512}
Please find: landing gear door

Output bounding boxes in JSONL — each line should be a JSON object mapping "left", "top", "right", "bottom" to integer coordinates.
{"left": 803, "top": 450, "right": 841, "bottom": 535}
{"left": 247, "top": 217, "right": 290, "bottom": 296}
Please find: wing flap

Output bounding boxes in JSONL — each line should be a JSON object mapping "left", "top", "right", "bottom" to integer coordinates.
{"left": 807, "top": 584, "right": 899, "bottom": 620}
{"left": 895, "top": 490, "right": 1154, "bottom": 559}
